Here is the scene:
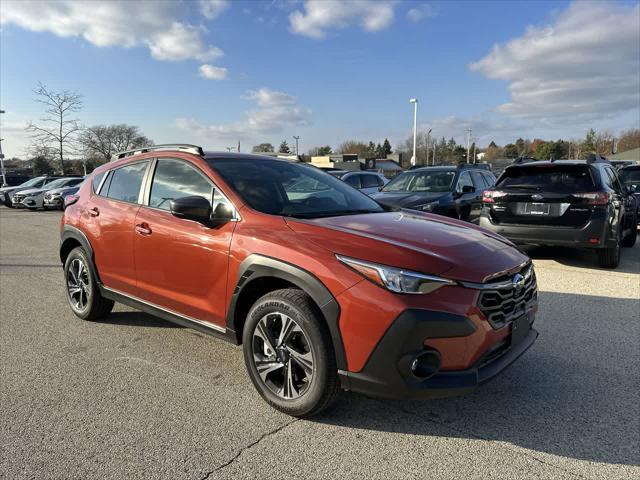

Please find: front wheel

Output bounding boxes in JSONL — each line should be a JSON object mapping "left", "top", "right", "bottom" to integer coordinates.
{"left": 242, "top": 288, "right": 339, "bottom": 418}
{"left": 64, "top": 247, "right": 114, "bottom": 320}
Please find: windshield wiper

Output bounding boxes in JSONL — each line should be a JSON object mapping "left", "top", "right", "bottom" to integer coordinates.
{"left": 503, "top": 184, "right": 542, "bottom": 191}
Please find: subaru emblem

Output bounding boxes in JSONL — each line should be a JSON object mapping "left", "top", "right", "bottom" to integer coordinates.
{"left": 512, "top": 273, "right": 525, "bottom": 295}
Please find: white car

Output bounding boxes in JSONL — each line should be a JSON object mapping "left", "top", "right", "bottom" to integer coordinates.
{"left": 16, "top": 177, "right": 84, "bottom": 210}
{"left": 330, "top": 170, "right": 390, "bottom": 195}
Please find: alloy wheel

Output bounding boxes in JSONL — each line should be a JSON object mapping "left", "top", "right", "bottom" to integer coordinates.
{"left": 67, "top": 258, "right": 90, "bottom": 310}
{"left": 251, "top": 312, "right": 315, "bottom": 400}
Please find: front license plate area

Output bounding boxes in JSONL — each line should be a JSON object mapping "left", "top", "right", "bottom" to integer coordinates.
{"left": 510, "top": 314, "right": 530, "bottom": 347}
{"left": 524, "top": 202, "right": 550, "bottom": 215}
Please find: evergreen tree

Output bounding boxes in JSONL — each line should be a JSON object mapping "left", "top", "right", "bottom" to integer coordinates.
{"left": 382, "top": 138, "right": 392, "bottom": 156}
{"left": 278, "top": 141, "right": 291, "bottom": 153}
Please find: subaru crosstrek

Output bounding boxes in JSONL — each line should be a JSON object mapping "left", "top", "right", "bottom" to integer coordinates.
{"left": 60, "top": 145, "right": 538, "bottom": 417}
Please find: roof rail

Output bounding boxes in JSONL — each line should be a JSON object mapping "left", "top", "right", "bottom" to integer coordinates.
{"left": 112, "top": 144, "right": 204, "bottom": 160}
{"left": 513, "top": 156, "right": 537, "bottom": 165}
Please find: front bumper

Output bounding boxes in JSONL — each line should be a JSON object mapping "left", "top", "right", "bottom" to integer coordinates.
{"left": 44, "top": 196, "right": 62, "bottom": 208}
{"left": 478, "top": 212, "right": 612, "bottom": 248}
{"left": 339, "top": 308, "right": 538, "bottom": 399}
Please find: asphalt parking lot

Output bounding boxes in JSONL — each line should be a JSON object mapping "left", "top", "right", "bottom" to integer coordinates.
{"left": 0, "top": 207, "right": 638, "bottom": 480}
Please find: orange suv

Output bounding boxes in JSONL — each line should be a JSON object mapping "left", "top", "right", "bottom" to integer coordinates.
{"left": 60, "top": 144, "right": 538, "bottom": 417}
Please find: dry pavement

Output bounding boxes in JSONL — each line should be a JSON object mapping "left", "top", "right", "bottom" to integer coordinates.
{"left": 1, "top": 207, "right": 638, "bottom": 479}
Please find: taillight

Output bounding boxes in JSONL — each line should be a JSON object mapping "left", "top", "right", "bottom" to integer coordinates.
{"left": 573, "top": 192, "right": 609, "bottom": 205}
{"left": 64, "top": 194, "right": 79, "bottom": 209}
{"left": 483, "top": 190, "right": 507, "bottom": 203}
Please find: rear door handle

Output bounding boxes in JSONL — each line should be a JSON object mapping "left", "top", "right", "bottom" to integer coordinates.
{"left": 135, "top": 223, "right": 152, "bottom": 236}
{"left": 88, "top": 207, "right": 99, "bottom": 217}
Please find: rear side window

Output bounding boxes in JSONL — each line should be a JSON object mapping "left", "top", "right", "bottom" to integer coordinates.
{"left": 497, "top": 165, "right": 596, "bottom": 193}
{"left": 482, "top": 172, "right": 496, "bottom": 186}
{"left": 149, "top": 158, "right": 213, "bottom": 210}
{"left": 361, "top": 174, "right": 379, "bottom": 189}
{"left": 344, "top": 175, "right": 361, "bottom": 189}
{"left": 105, "top": 162, "right": 148, "bottom": 203}
{"left": 604, "top": 167, "right": 624, "bottom": 194}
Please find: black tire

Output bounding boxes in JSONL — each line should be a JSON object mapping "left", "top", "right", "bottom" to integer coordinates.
{"left": 64, "top": 247, "right": 114, "bottom": 321}
{"left": 597, "top": 233, "right": 621, "bottom": 268}
{"left": 621, "top": 218, "right": 637, "bottom": 247}
{"left": 242, "top": 288, "right": 339, "bottom": 418}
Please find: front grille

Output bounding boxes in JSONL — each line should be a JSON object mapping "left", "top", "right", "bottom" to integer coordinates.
{"left": 478, "top": 264, "right": 537, "bottom": 329}
{"left": 12, "top": 194, "right": 24, "bottom": 202}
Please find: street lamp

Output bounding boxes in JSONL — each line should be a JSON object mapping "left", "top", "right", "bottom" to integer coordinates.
{"left": 426, "top": 128, "right": 432, "bottom": 166}
{"left": 0, "top": 109, "right": 6, "bottom": 187}
{"left": 293, "top": 135, "right": 300, "bottom": 155}
{"left": 409, "top": 98, "right": 418, "bottom": 166}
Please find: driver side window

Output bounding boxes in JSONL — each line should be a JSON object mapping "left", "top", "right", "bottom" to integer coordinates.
{"left": 456, "top": 171, "right": 474, "bottom": 192}
{"left": 149, "top": 158, "right": 213, "bottom": 211}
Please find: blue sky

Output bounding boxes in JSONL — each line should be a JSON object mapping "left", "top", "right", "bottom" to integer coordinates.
{"left": 1, "top": 0, "right": 639, "bottom": 157}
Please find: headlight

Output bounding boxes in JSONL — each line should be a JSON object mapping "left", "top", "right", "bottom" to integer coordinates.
{"left": 336, "top": 255, "right": 455, "bottom": 294}
{"left": 415, "top": 202, "right": 436, "bottom": 211}
{"left": 49, "top": 192, "right": 61, "bottom": 197}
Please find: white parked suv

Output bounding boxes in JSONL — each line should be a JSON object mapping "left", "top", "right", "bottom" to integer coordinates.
{"left": 15, "top": 177, "right": 84, "bottom": 210}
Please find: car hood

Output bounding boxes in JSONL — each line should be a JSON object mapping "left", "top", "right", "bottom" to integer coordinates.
{"left": 370, "top": 191, "right": 448, "bottom": 208}
{"left": 47, "top": 186, "right": 75, "bottom": 195}
{"left": 285, "top": 211, "right": 528, "bottom": 283}
{"left": 17, "top": 187, "right": 46, "bottom": 196}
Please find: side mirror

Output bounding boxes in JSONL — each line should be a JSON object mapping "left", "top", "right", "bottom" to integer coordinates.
{"left": 629, "top": 184, "right": 638, "bottom": 193}
{"left": 170, "top": 195, "right": 212, "bottom": 223}
{"left": 462, "top": 185, "right": 474, "bottom": 194}
{"left": 211, "top": 202, "right": 235, "bottom": 223}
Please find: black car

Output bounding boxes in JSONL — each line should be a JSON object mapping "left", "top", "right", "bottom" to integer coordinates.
{"left": 370, "top": 165, "right": 496, "bottom": 223}
{"left": 619, "top": 164, "right": 640, "bottom": 223}
{"left": 479, "top": 157, "right": 637, "bottom": 268}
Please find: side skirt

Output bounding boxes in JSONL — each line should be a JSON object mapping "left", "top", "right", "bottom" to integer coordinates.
{"left": 100, "top": 286, "right": 239, "bottom": 344}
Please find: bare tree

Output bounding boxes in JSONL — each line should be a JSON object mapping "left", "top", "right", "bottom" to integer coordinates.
{"left": 27, "top": 82, "right": 83, "bottom": 174}
{"left": 79, "top": 124, "right": 154, "bottom": 162}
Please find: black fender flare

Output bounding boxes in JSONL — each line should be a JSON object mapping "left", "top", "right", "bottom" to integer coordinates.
{"left": 226, "top": 254, "right": 347, "bottom": 370}
{"left": 59, "top": 225, "right": 102, "bottom": 283}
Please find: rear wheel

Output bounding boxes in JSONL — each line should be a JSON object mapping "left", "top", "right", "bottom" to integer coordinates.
{"left": 242, "top": 288, "right": 339, "bottom": 418}
{"left": 64, "top": 247, "right": 114, "bottom": 320}
{"left": 597, "top": 232, "right": 621, "bottom": 268}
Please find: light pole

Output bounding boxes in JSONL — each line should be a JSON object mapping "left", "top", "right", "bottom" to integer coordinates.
{"left": 426, "top": 128, "right": 432, "bottom": 166}
{"left": 0, "top": 109, "right": 6, "bottom": 187}
{"left": 409, "top": 98, "right": 418, "bottom": 166}
{"left": 293, "top": 135, "right": 300, "bottom": 155}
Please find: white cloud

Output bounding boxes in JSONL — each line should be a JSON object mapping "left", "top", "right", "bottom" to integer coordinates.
{"left": 1, "top": 1, "right": 223, "bottom": 62}
{"left": 199, "top": 0, "right": 230, "bottom": 20}
{"left": 407, "top": 4, "right": 436, "bottom": 24}
{"left": 289, "top": 0, "right": 396, "bottom": 38}
{"left": 176, "top": 88, "right": 311, "bottom": 140}
{"left": 199, "top": 64, "right": 228, "bottom": 80}
{"left": 470, "top": 1, "right": 640, "bottom": 123}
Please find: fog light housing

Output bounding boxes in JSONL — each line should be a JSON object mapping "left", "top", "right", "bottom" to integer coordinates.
{"left": 410, "top": 349, "right": 441, "bottom": 379}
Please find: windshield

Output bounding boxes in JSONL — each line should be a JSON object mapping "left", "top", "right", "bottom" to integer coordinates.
{"left": 497, "top": 165, "right": 595, "bottom": 193}
{"left": 43, "top": 178, "right": 75, "bottom": 189}
{"left": 209, "top": 159, "right": 383, "bottom": 218}
{"left": 620, "top": 168, "right": 640, "bottom": 184}
{"left": 382, "top": 170, "right": 455, "bottom": 193}
{"left": 19, "top": 177, "right": 46, "bottom": 188}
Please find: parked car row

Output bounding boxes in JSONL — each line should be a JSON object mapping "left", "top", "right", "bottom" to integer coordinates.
{"left": 0, "top": 175, "right": 84, "bottom": 210}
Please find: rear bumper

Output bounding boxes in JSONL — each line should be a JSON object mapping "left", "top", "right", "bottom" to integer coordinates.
{"left": 479, "top": 213, "right": 612, "bottom": 248}
{"left": 338, "top": 308, "right": 538, "bottom": 400}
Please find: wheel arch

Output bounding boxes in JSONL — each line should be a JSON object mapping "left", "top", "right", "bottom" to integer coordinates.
{"left": 60, "top": 225, "right": 102, "bottom": 283}
{"left": 226, "top": 254, "right": 346, "bottom": 370}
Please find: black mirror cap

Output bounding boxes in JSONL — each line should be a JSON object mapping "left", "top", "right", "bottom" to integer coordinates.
{"left": 462, "top": 185, "right": 475, "bottom": 193}
{"left": 170, "top": 195, "right": 212, "bottom": 222}
{"left": 212, "top": 202, "right": 235, "bottom": 222}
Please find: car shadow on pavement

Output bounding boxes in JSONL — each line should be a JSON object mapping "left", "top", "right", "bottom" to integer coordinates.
{"left": 314, "top": 292, "right": 640, "bottom": 467}
{"left": 522, "top": 236, "right": 639, "bottom": 275}
{"left": 97, "top": 311, "right": 183, "bottom": 328}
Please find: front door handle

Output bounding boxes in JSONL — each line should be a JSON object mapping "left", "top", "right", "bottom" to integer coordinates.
{"left": 88, "top": 207, "right": 99, "bottom": 217}
{"left": 135, "top": 223, "right": 152, "bottom": 236}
